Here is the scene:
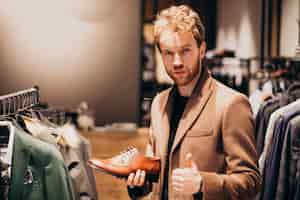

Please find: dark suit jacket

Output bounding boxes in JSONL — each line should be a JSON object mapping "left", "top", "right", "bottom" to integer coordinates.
{"left": 255, "top": 83, "right": 300, "bottom": 157}
{"left": 274, "top": 115, "right": 300, "bottom": 200}
{"left": 8, "top": 128, "right": 76, "bottom": 200}
{"left": 262, "top": 108, "right": 300, "bottom": 200}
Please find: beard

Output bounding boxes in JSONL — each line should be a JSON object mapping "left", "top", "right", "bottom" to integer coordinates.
{"left": 170, "top": 59, "right": 202, "bottom": 86}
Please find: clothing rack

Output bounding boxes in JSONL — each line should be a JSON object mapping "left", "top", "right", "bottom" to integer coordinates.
{"left": 204, "top": 57, "right": 251, "bottom": 95}
{"left": 0, "top": 86, "right": 40, "bottom": 116}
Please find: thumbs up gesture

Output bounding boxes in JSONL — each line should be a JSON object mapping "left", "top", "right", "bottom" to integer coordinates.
{"left": 171, "top": 153, "right": 203, "bottom": 195}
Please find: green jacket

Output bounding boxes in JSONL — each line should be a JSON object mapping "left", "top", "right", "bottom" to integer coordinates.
{"left": 8, "top": 128, "right": 76, "bottom": 200}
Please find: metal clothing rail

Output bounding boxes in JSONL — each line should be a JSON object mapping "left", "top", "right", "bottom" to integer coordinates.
{"left": 0, "top": 86, "right": 40, "bottom": 116}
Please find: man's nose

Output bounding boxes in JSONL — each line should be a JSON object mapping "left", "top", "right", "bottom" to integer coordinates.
{"left": 173, "top": 53, "right": 183, "bottom": 68}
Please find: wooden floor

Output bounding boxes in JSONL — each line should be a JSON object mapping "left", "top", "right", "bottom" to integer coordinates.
{"left": 84, "top": 128, "right": 150, "bottom": 200}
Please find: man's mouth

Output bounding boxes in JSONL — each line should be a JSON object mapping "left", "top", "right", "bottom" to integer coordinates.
{"left": 174, "top": 71, "right": 186, "bottom": 75}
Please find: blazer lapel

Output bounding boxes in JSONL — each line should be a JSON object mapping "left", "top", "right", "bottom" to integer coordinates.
{"left": 9, "top": 129, "right": 31, "bottom": 200}
{"left": 158, "top": 87, "right": 176, "bottom": 158}
{"left": 171, "top": 69, "right": 214, "bottom": 154}
{"left": 153, "top": 87, "right": 175, "bottom": 194}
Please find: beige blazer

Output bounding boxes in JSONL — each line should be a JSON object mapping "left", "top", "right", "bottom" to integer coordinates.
{"left": 147, "top": 69, "right": 261, "bottom": 200}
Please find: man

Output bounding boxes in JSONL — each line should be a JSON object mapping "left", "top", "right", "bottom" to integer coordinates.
{"left": 127, "top": 5, "right": 261, "bottom": 200}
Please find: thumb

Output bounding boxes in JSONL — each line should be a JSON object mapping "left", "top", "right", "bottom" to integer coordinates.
{"left": 185, "top": 153, "right": 198, "bottom": 170}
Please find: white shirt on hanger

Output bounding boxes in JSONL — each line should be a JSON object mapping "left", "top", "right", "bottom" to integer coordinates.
{"left": 0, "top": 121, "right": 15, "bottom": 176}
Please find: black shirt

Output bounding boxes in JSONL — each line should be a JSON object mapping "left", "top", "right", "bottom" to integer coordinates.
{"left": 161, "top": 89, "right": 189, "bottom": 200}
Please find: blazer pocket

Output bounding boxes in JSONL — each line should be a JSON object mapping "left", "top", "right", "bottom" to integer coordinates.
{"left": 186, "top": 129, "right": 213, "bottom": 137}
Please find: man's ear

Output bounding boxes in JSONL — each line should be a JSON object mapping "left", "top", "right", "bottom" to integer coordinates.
{"left": 199, "top": 41, "right": 206, "bottom": 59}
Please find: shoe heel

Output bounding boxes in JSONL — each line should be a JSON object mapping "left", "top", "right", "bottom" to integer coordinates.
{"left": 147, "top": 173, "right": 159, "bottom": 183}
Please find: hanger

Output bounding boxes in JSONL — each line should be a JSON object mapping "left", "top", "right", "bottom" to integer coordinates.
{"left": 27, "top": 107, "right": 59, "bottom": 128}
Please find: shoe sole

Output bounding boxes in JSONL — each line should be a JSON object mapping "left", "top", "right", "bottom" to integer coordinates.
{"left": 89, "top": 164, "right": 159, "bottom": 183}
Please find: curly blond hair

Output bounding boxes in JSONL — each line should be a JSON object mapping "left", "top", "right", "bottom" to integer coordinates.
{"left": 154, "top": 5, "right": 205, "bottom": 47}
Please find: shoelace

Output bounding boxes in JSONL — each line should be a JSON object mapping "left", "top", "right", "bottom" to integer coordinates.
{"left": 112, "top": 147, "right": 139, "bottom": 165}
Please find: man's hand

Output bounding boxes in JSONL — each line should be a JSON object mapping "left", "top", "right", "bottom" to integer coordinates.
{"left": 171, "top": 153, "right": 202, "bottom": 195}
{"left": 127, "top": 169, "right": 146, "bottom": 188}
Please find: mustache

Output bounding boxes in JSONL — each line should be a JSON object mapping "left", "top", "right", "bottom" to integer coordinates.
{"left": 172, "top": 67, "right": 192, "bottom": 73}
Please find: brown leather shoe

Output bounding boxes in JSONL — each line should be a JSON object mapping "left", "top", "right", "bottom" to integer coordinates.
{"left": 88, "top": 147, "right": 160, "bottom": 182}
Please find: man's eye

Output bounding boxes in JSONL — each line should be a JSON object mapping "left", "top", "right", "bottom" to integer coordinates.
{"left": 163, "top": 51, "right": 172, "bottom": 56}
{"left": 182, "top": 48, "right": 191, "bottom": 54}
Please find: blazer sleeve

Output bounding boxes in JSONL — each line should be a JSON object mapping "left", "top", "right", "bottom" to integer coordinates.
{"left": 200, "top": 95, "right": 261, "bottom": 200}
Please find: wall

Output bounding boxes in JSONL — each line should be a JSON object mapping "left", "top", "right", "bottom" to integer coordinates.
{"left": 280, "top": 0, "right": 299, "bottom": 57}
{"left": 217, "top": 0, "right": 261, "bottom": 58}
{"left": 0, "top": 0, "right": 141, "bottom": 125}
